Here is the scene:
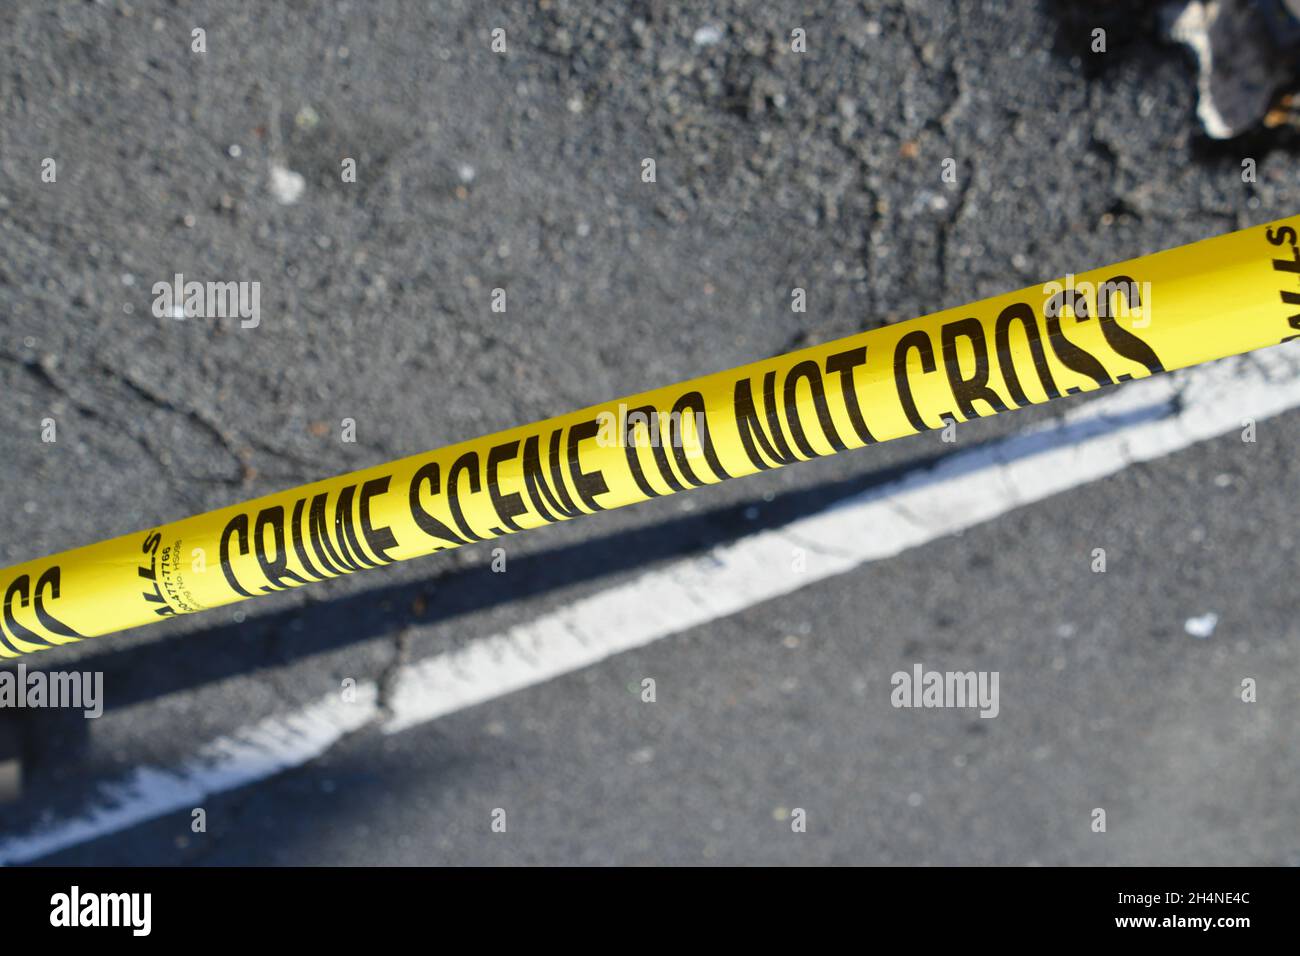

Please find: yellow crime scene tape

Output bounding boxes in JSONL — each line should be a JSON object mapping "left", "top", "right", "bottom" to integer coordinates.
{"left": 3, "top": 216, "right": 1300, "bottom": 658}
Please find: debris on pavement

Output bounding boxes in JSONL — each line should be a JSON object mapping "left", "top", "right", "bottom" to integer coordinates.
{"left": 1164, "top": 0, "right": 1300, "bottom": 137}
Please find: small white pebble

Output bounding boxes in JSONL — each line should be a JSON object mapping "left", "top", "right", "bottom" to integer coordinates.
{"left": 269, "top": 164, "right": 306, "bottom": 205}
{"left": 1185, "top": 613, "right": 1219, "bottom": 639}
{"left": 693, "top": 25, "right": 724, "bottom": 47}
{"left": 228, "top": 144, "right": 242, "bottom": 158}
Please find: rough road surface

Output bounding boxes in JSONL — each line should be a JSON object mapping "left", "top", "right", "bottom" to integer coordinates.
{"left": 0, "top": 0, "right": 1296, "bottom": 864}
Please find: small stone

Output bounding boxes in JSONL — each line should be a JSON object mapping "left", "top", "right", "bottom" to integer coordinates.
{"left": 269, "top": 164, "right": 306, "bottom": 205}
{"left": 693, "top": 25, "right": 724, "bottom": 47}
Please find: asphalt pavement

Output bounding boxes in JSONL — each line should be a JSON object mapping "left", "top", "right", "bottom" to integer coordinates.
{"left": 1, "top": 0, "right": 1297, "bottom": 865}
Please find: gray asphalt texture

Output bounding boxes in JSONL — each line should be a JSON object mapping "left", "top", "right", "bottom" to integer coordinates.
{"left": 1, "top": 0, "right": 1297, "bottom": 865}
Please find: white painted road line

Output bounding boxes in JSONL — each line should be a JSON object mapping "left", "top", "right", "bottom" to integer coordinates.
{"left": 2, "top": 345, "right": 1297, "bottom": 864}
